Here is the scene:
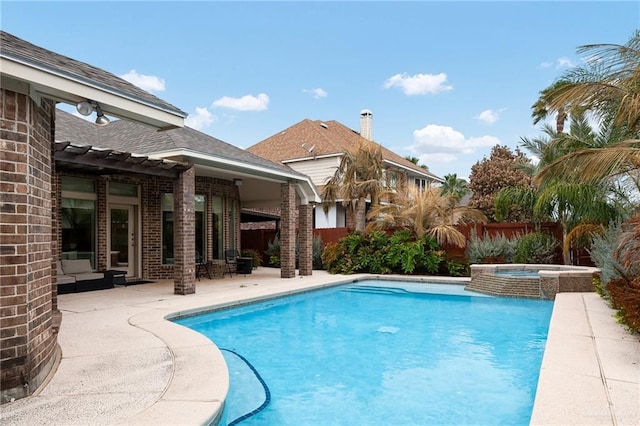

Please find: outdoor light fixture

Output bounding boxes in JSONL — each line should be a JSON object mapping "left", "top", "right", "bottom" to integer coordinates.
{"left": 76, "top": 100, "right": 110, "bottom": 126}
{"left": 76, "top": 100, "right": 93, "bottom": 116}
{"left": 234, "top": 179, "right": 243, "bottom": 187}
{"left": 94, "top": 104, "right": 110, "bottom": 126}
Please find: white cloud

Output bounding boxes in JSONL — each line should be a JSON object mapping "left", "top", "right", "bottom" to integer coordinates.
{"left": 383, "top": 72, "right": 452, "bottom": 95}
{"left": 185, "top": 107, "right": 216, "bottom": 130}
{"left": 408, "top": 124, "right": 499, "bottom": 161}
{"left": 120, "top": 69, "right": 166, "bottom": 93}
{"left": 212, "top": 93, "right": 269, "bottom": 111}
{"left": 303, "top": 88, "right": 328, "bottom": 99}
{"left": 475, "top": 108, "right": 506, "bottom": 125}
{"left": 539, "top": 57, "right": 575, "bottom": 69}
{"left": 556, "top": 57, "right": 575, "bottom": 68}
{"left": 475, "top": 109, "right": 499, "bottom": 125}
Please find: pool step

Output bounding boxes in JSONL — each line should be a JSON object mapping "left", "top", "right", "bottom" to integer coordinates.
{"left": 342, "top": 285, "right": 409, "bottom": 296}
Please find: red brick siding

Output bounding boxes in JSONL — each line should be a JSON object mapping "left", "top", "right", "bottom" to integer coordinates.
{"left": 1, "top": 90, "right": 57, "bottom": 402}
{"left": 280, "top": 183, "right": 296, "bottom": 278}
{"left": 298, "top": 204, "right": 312, "bottom": 275}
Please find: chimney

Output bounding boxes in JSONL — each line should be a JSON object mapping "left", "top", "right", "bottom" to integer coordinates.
{"left": 359, "top": 109, "right": 373, "bottom": 140}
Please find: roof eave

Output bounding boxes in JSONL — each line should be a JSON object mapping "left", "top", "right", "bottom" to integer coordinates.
{"left": 383, "top": 159, "right": 443, "bottom": 182}
{"left": 1, "top": 57, "right": 186, "bottom": 130}
{"left": 151, "top": 149, "right": 322, "bottom": 204}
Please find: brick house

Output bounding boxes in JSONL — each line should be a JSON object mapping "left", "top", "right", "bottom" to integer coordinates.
{"left": 0, "top": 31, "right": 319, "bottom": 403}
{"left": 247, "top": 109, "right": 443, "bottom": 229}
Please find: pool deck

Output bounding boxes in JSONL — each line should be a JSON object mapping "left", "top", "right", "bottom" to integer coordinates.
{"left": 1, "top": 268, "right": 638, "bottom": 425}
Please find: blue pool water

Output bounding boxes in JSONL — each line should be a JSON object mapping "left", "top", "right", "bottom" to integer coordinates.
{"left": 174, "top": 281, "right": 553, "bottom": 425}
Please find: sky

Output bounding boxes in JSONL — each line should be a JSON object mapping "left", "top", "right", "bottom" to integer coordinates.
{"left": 3, "top": 1, "right": 639, "bottom": 180}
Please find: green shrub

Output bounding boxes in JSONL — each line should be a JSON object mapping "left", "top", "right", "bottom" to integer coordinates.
{"left": 265, "top": 235, "right": 281, "bottom": 267}
{"left": 465, "top": 229, "right": 520, "bottom": 263}
{"left": 446, "top": 260, "right": 470, "bottom": 277}
{"left": 514, "top": 232, "right": 558, "bottom": 264}
{"left": 589, "top": 221, "right": 624, "bottom": 294}
{"left": 320, "top": 230, "right": 444, "bottom": 275}
{"left": 312, "top": 235, "right": 324, "bottom": 270}
{"left": 241, "top": 249, "right": 262, "bottom": 268}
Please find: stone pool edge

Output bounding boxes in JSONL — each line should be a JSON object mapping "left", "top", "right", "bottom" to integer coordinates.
{"left": 128, "top": 275, "right": 637, "bottom": 425}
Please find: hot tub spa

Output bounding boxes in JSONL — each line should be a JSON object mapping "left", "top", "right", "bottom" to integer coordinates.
{"left": 466, "top": 264, "right": 599, "bottom": 299}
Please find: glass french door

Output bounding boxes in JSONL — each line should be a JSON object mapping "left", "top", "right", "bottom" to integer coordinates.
{"left": 109, "top": 205, "right": 137, "bottom": 276}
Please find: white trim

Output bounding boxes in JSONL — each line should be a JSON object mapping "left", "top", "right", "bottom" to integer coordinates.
{"left": 150, "top": 149, "right": 321, "bottom": 204}
{"left": 1, "top": 58, "right": 185, "bottom": 130}
{"left": 383, "top": 159, "right": 443, "bottom": 182}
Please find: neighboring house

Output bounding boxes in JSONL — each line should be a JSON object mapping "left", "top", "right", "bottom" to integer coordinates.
{"left": 247, "top": 109, "right": 443, "bottom": 229}
{"left": 0, "top": 30, "right": 319, "bottom": 403}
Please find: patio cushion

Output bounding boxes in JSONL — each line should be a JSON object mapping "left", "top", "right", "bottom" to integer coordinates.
{"left": 61, "top": 259, "right": 93, "bottom": 275}
{"left": 72, "top": 272, "right": 104, "bottom": 281}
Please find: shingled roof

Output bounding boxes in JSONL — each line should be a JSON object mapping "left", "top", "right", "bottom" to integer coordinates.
{"left": 247, "top": 119, "right": 442, "bottom": 181}
{"left": 55, "top": 110, "right": 305, "bottom": 178}
{"left": 1, "top": 31, "right": 186, "bottom": 117}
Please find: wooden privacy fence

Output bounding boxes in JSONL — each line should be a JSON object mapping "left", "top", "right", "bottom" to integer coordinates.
{"left": 241, "top": 222, "right": 595, "bottom": 267}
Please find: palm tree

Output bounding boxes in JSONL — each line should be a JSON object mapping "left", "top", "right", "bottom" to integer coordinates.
{"left": 440, "top": 173, "right": 470, "bottom": 200}
{"left": 538, "top": 31, "right": 640, "bottom": 133}
{"left": 534, "top": 31, "right": 640, "bottom": 186}
{"left": 405, "top": 155, "right": 430, "bottom": 170}
{"left": 532, "top": 80, "right": 570, "bottom": 134}
{"left": 322, "top": 138, "right": 385, "bottom": 232}
{"left": 497, "top": 113, "right": 627, "bottom": 264}
{"left": 367, "top": 184, "right": 486, "bottom": 247}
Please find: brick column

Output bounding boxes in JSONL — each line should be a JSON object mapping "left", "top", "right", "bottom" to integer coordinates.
{"left": 0, "top": 90, "right": 57, "bottom": 403}
{"left": 280, "top": 183, "right": 296, "bottom": 278}
{"left": 173, "top": 167, "right": 195, "bottom": 295}
{"left": 298, "top": 204, "right": 313, "bottom": 276}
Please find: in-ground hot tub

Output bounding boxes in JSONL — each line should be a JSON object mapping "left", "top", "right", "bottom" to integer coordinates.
{"left": 467, "top": 264, "right": 600, "bottom": 299}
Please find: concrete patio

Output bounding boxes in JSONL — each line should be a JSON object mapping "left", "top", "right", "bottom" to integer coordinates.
{"left": 1, "top": 268, "right": 638, "bottom": 425}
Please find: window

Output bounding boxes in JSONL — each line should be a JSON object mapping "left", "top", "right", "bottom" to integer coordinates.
{"left": 161, "top": 194, "right": 174, "bottom": 264}
{"left": 212, "top": 196, "right": 223, "bottom": 259}
{"left": 61, "top": 177, "right": 97, "bottom": 268}
{"left": 162, "top": 193, "right": 206, "bottom": 264}
{"left": 228, "top": 199, "right": 236, "bottom": 251}
{"left": 195, "top": 195, "right": 206, "bottom": 259}
{"left": 387, "top": 171, "right": 398, "bottom": 189}
{"left": 109, "top": 182, "right": 138, "bottom": 197}
{"left": 414, "top": 178, "right": 426, "bottom": 192}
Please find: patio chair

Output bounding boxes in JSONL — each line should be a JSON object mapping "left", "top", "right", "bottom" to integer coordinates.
{"left": 224, "top": 249, "right": 240, "bottom": 277}
{"left": 196, "top": 251, "right": 211, "bottom": 280}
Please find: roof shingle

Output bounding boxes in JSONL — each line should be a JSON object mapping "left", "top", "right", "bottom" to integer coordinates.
{"left": 247, "top": 118, "right": 442, "bottom": 181}
{"left": 1, "top": 31, "right": 186, "bottom": 117}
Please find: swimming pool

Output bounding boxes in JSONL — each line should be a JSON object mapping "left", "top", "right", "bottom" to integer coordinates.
{"left": 174, "top": 280, "right": 553, "bottom": 425}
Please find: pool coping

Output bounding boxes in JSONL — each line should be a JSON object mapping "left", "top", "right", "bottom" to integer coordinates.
{"left": 2, "top": 270, "right": 638, "bottom": 425}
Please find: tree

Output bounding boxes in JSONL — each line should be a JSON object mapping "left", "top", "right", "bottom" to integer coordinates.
{"left": 467, "top": 145, "right": 533, "bottom": 222}
{"left": 405, "top": 155, "right": 429, "bottom": 170}
{"left": 534, "top": 31, "right": 640, "bottom": 187}
{"left": 532, "top": 80, "right": 570, "bottom": 134}
{"left": 322, "top": 138, "right": 385, "bottom": 232}
{"left": 440, "top": 173, "right": 470, "bottom": 201}
{"left": 496, "top": 113, "right": 628, "bottom": 264}
{"left": 536, "top": 31, "right": 640, "bottom": 136}
{"left": 367, "top": 183, "right": 486, "bottom": 247}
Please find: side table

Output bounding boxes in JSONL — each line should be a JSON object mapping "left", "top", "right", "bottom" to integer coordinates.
{"left": 103, "top": 270, "right": 127, "bottom": 286}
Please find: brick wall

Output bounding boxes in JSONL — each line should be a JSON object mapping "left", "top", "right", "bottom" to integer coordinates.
{"left": 1, "top": 90, "right": 57, "bottom": 403}
{"left": 280, "top": 183, "right": 296, "bottom": 278}
{"left": 173, "top": 167, "right": 195, "bottom": 294}
{"left": 298, "top": 204, "right": 312, "bottom": 275}
{"left": 55, "top": 173, "right": 240, "bottom": 282}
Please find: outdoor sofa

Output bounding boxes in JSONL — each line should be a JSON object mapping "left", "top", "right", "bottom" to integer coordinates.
{"left": 57, "top": 259, "right": 113, "bottom": 294}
